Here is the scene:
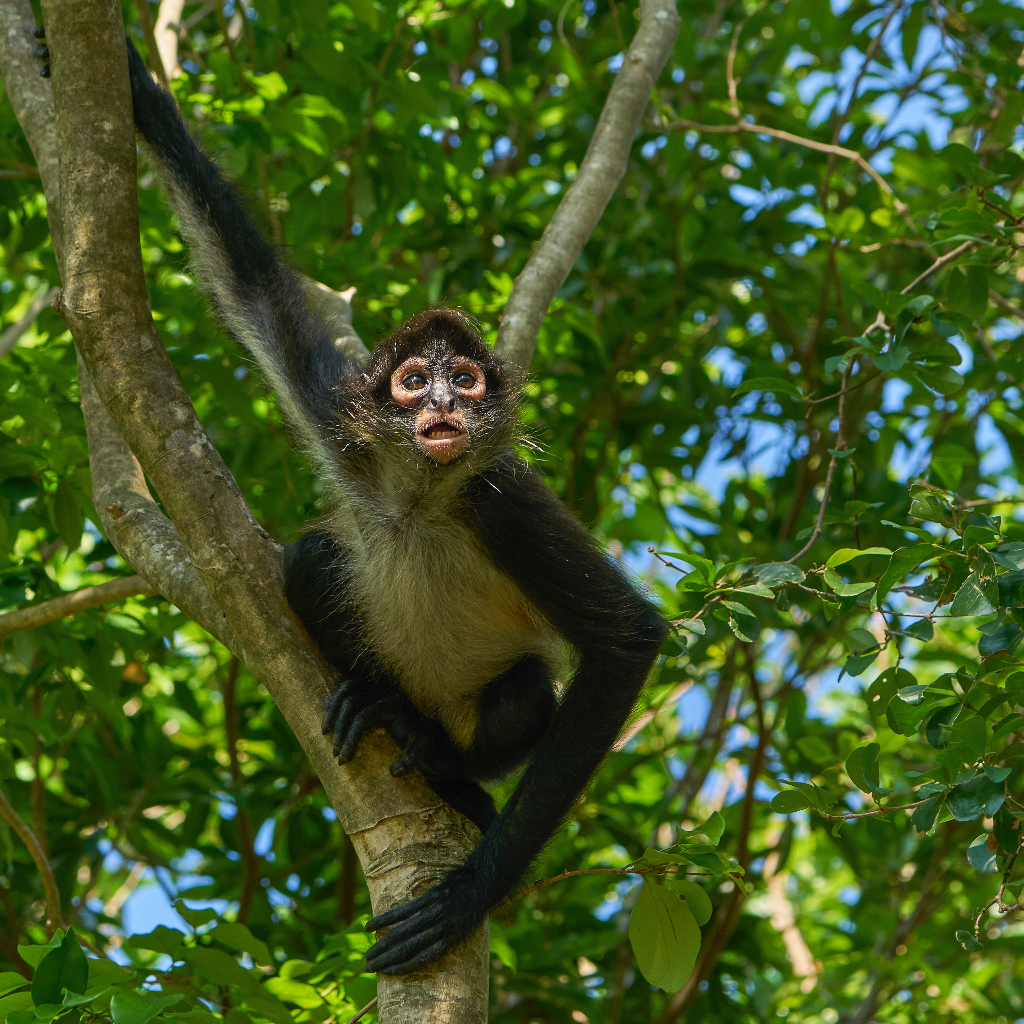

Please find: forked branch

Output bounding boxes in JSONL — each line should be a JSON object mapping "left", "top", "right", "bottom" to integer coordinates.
{"left": 495, "top": 0, "right": 681, "bottom": 369}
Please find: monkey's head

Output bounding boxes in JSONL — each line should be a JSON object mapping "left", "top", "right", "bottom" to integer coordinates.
{"left": 344, "top": 309, "right": 520, "bottom": 470}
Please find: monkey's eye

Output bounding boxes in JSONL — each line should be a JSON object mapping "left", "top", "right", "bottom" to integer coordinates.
{"left": 401, "top": 373, "right": 428, "bottom": 391}
{"left": 453, "top": 372, "right": 478, "bottom": 389}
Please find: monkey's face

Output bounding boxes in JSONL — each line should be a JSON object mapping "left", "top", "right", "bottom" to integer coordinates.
{"left": 389, "top": 354, "right": 487, "bottom": 464}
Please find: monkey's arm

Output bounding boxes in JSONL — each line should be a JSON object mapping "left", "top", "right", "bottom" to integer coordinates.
{"left": 365, "top": 460, "right": 667, "bottom": 974}
{"left": 125, "top": 41, "right": 346, "bottom": 465}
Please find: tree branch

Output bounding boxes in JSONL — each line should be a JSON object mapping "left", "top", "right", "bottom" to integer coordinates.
{"left": 495, "top": 0, "right": 680, "bottom": 369}
{"left": 0, "top": 781, "right": 66, "bottom": 934}
{"left": 0, "top": 286, "right": 59, "bottom": 358}
{"left": 9, "top": 2, "right": 489, "bottom": 1017}
{"left": 0, "top": 575, "right": 156, "bottom": 638}
{"left": 662, "top": 117, "right": 901, "bottom": 206}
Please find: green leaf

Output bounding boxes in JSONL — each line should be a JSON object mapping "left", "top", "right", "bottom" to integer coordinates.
{"left": 678, "top": 618, "right": 705, "bottom": 635}
{"left": 788, "top": 781, "right": 838, "bottom": 812}
{"left": 955, "top": 929, "right": 984, "bottom": 952}
{"left": 210, "top": 922, "right": 273, "bottom": 968}
{"left": 966, "top": 834, "right": 998, "bottom": 873}
{"left": 877, "top": 544, "right": 937, "bottom": 601}
{"left": 917, "top": 365, "right": 965, "bottom": 395}
{"left": 732, "top": 377, "right": 804, "bottom": 399}
{"left": 994, "top": 543, "right": 1024, "bottom": 570}
{"left": 939, "top": 143, "right": 1004, "bottom": 186}
{"left": 947, "top": 776, "right": 1004, "bottom": 821}
{"left": 0, "top": 993, "right": 34, "bottom": 1021}
{"left": 950, "top": 571, "right": 997, "bottom": 617}
{"left": 110, "top": 992, "right": 185, "bottom": 1024}
{"left": 911, "top": 794, "right": 943, "bottom": 833}
{"left": 771, "top": 790, "right": 810, "bottom": 813}
{"left": 31, "top": 928, "right": 88, "bottom": 1005}
{"left": 0, "top": 975, "right": 28, "bottom": 1000}
{"left": 822, "top": 568, "right": 875, "bottom": 597}
{"left": 49, "top": 480, "right": 84, "bottom": 553}
{"left": 678, "top": 811, "right": 725, "bottom": 846}
{"left": 852, "top": 282, "right": 913, "bottom": 318}
{"left": 887, "top": 695, "right": 942, "bottom": 736}
{"left": 263, "top": 978, "right": 323, "bottom": 1008}
{"left": 872, "top": 346, "right": 909, "bottom": 372}
{"left": 750, "top": 562, "right": 805, "bottom": 586}
{"left": 826, "top": 547, "right": 892, "bottom": 568}
{"left": 62, "top": 987, "right": 113, "bottom": 1008}
{"left": 946, "top": 264, "right": 989, "bottom": 320}
{"left": 848, "top": 627, "right": 881, "bottom": 652}
{"left": 128, "top": 925, "right": 187, "bottom": 959}
{"left": 627, "top": 879, "right": 701, "bottom": 993}
{"left": 926, "top": 702, "right": 961, "bottom": 748}
{"left": 669, "top": 880, "right": 713, "bottom": 926}
{"left": 488, "top": 921, "right": 517, "bottom": 972}
{"left": 173, "top": 901, "right": 218, "bottom": 929}
{"left": 796, "top": 735, "right": 836, "bottom": 765}
{"left": 18, "top": 933, "right": 63, "bottom": 969}
{"left": 846, "top": 742, "right": 889, "bottom": 794}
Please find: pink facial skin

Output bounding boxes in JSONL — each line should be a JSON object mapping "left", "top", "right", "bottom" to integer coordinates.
{"left": 390, "top": 356, "right": 487, "bottom": 464}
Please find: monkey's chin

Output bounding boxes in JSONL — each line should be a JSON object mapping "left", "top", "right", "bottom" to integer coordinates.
{"left": 417, "top": 433, "right": 469, "bottom": 465}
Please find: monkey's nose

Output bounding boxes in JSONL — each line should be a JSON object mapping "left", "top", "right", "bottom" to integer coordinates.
{"left": 446, "top": 398, "right": 456, "bottom": 412}
{"left": 430, "top": 397, "right": 439, "bottom": 408}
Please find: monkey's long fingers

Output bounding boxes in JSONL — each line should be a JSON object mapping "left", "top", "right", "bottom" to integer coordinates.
{"left": 336, "top": 702, "right": 389, "bottom": 763}
{"left": 367, "top": 891, "right": 443, "bottom": 933}
{"left": 320, "top": 681, "right": 354, "bottom": 735}
{"left": 332, "top": 697, "right": 360, "bottom": 758}
{"left": 388, "top": 733, "right": 435, "bottom": 777}
{"left": 366, "top": 923, "right": 451, "bottom": 975}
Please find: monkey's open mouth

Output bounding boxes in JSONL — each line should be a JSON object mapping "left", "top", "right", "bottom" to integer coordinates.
{"left": 421, "top": 421, "right": 463, "bottom": 440}
{"left": 417, "top": 417, "right": 469, "bottom": 464}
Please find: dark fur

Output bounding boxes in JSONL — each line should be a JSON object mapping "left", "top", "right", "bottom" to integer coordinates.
{"left": 126, "top": 39, "right": 667, "bottom": 975}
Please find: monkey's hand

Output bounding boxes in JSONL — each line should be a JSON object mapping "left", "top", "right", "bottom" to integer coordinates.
{"left": 322, "top": 679, "right": 464, "bottom": 779}
{"left": 364, "top": 864, "right": 489, "bottom": 974}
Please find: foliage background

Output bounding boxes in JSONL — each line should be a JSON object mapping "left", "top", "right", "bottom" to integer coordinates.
{"left": 2, "top": 0, "right": 1024, "bottom": 1021}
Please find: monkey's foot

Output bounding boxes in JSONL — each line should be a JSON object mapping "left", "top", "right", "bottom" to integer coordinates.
{"left": 365, "top": 865, "right": 487, "bottom": 974}
{"left": 321, "top": 680, "right": 463, "bottom": 778}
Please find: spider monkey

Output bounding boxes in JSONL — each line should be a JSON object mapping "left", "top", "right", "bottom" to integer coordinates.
{"left": 109, "top": 36, "right": 668, "bottom": 974}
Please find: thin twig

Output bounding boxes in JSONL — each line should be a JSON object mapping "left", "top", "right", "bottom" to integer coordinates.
{"left": 787, "top": 359, "right": 854, "bottom": 562}
{"left": 0, "top": 782, "right": 66, "bottom": 933}
{"left": 0, "top": 286, "right": 58, "bottom": 358}
{"left": 0, "top": 575, "right": 156, "bottom": 638}
{"left": 973, "top": 834, "right": 1024, "bottom": 938}
{"left": 342, "top": 996, "right": 377, "bottom": 1024}
{"left": 807, "top": 369, "right": 881, "bottom": 405}
{"left": 557, "top": 0, "right": 578, "bottom": 65}
{"left": 662, "top": 118, "right": 902, "bottom": 207}
{"left": 517, "top": 862, "right": 713, "bottom": 901}
{"left": 831, "top": 0, "right": 904, "bottom": 146}
{"left": 818, "top": 797, "right": 929, "bottom": 821}
{"left": 614, "top": 680, "right": 694, "bottom": 749}
{"left": 725, "top": 16, "right": 748, "bottom": 118}
{"left": 899, "top": 239, "right": 975, "bottom": 295}
{"left": 134, "top": 0, "right": 169, "bottom": 89}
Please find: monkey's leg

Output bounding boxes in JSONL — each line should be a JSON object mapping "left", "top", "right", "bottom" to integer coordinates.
{"left": 416, "top": 656, "right": 556, "bottom": 834}
{"left": 464, "top": 654, "right": 557, "bottom": 780}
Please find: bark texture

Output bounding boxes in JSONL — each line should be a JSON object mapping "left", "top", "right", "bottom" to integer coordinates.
{"left": 495, "top": 0, "right": 680, "bottom": 369}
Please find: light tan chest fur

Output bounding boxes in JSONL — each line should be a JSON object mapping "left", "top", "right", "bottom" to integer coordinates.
{"left": 343, "top": 508, "right": 562, "bottom": 747}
